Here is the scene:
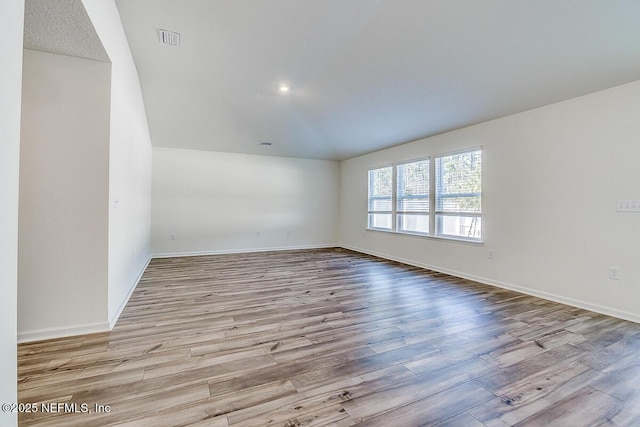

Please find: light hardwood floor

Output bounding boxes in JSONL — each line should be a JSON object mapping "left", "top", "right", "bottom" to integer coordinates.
{"left": 18, "top": 248, "right": 640, "bottom": 426}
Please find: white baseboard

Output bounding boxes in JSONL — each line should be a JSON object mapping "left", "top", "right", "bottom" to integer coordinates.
{"left": 18, "top": 256, "right": 152, "bottom": 343}
{"left": 18, "top": 322, "right": 110, "bottom": 344}
{"left": 152, "top": 243, "right": 339, "bottom": 259}
{"left": 341, "top": 244, "right": 640, "bottom": 325}
{"left": 22, "top": 243, "right": 635, "bottom": 343}
{"left": 109, "top": 256, "right": 152, "bottom": 329}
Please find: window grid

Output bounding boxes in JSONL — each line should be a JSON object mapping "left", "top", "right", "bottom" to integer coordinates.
{"left": 367, "top": 148, "right": 482, "bottom": 242}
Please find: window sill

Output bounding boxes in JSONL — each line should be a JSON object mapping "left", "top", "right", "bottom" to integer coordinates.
{"left": 365, "top": 228, "right": 484, "bottom": 246}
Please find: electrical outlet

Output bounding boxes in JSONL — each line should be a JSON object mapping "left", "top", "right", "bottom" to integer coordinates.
{"left": 256, "top": 230, "right": 260, "bottom": 237}
{"left": 488, "top": 249, "right": 495, "bottom": 259}
{"left": 170, "top": 233, "right": 176, "bottom": 240}
{"left": 287, "top": 229, "right": 292, "bottom": 236}
{"left": 609, "top": 267, "right": 620, "bottom": 280}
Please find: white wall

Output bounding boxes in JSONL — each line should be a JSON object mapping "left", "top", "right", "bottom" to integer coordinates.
{"left": 82, "top": 0, "right": 153, "bottom": 326}
{"left": 341, "top": 80, "right": 640, "bottom": 323}
{"left": 16, "top": 0, "right": 152, "bottom": 341}
{"left": 0, "top": 0, "right": 24, "bottom": 424}
{"left": 152, "top": 147, "right": 339, "bottom": 256}
{"left": 19, "top": 50, "right": 111, "bottom": 340}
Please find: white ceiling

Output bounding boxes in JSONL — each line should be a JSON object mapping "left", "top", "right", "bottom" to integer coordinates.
{"left": 115, "top": 0, "right": 640, "bottom": 161}
{"left": 24, "top": 0, "right": 109, "bottom": 63}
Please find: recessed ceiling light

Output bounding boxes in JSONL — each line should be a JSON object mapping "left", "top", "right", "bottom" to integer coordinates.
{"left": 278, "top": 84, "right": 290, "bottom": 93}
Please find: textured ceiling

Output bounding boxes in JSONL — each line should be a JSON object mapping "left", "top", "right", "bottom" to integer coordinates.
{"left": 24, "top": 0, "right": 109, "bottom": 63}
{"left": 115, "top": 0, "right": 640, "bottom": 160}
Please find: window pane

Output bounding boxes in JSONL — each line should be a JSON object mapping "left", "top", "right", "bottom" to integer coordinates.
{"left": 435, "top": 149, "right": 482, "bottom": 240}
{"left": 368, "top": 213, "right": 392, "bottom": 229}
{"left": 368, "top": 167, "right": 392, "bottom": 199}
{"left": 397, "top": 213, "right": 429, "bottom": 234}
{"left": 396, "top": 159, "right": 429, "bottom": 234}
{"left": 437, "top": 215, "right": 481, "bottom": 239}
{"left": 369, "top": 197, "right": 392, "bottom": 212}
{"left": 396, "top": 160, "right": 429, "bottom": 212}
{"left": 435, "top": 150, "right": 481, "bottom": 213}
{"left": 368, "top": 166, "right": 392, "bottom": 230}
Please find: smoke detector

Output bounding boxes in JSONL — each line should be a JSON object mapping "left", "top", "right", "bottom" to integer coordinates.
{"left": 158, "top": 29, "right": 180, "bottom": 47}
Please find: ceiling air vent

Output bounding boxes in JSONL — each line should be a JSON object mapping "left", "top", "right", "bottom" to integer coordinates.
{"left": 159, "top": 29, "right": 180, "bottom": 47}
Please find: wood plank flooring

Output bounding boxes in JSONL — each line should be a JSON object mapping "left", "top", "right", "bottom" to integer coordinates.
{"left": 17, "top": 248, "right": 640, "bottom": 426}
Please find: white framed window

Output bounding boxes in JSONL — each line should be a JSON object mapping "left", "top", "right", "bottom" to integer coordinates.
{"left": 396, "top": 159, "right": 430, "bottom": 234}
{"left": 367, "top": 166, "right": 392, "bottom": 230}
{"left": 435, "top": 149, "right": 482, "bottom": 240}
{"left": 366, "top": 148, "right": 482, "bottom": 242}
